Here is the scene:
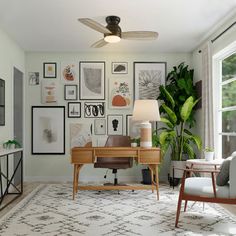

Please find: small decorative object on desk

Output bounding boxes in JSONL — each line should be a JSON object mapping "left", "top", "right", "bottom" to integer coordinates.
{"left": 3, "top": 139, "right": 21, "bottom": 149}
{"left": 131, "top": 137, "right": 140, "bottom": 147}
{"left": 204, "top": 147, "right": 214, "bottom": 161}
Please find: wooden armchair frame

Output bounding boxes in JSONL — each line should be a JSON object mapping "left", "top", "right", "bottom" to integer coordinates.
{"left": 175, "top": 168, "right": 236, "bottom": 227}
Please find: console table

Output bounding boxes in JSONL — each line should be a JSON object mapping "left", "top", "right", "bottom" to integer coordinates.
{"left": 0, "top": 148, "right": 23, "bottom": 210}
{"left": 71, "top": 147, "right": 161, "bottom": 200}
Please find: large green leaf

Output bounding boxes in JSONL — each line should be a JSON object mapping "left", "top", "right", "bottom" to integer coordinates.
{"left": 159, "top": 86, "right": 175, "bottom": 109}
{"left": 160, "top": 117, "right": 174, "bottom": 129}
{"left": 162, "top": 104, "right": 177, "bottom": 124}
{"left": 190, "top": 135, "right": 202, "bottom": 150}
{"left": 183, "top": 143, "right": 195, "bottom": 159}
{"left": 180, "top": 96, "right": 194, "bottom": 121}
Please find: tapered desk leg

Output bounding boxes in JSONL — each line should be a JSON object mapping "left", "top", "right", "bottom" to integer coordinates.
{"left": 150, "top": 168, "right": 154, "bottom": 193}
{"left": 76, "top": 165, "right": 83, "bottom": 193}
{"left": 73, "top": 164, "right": 77, "bottom": 200}
{"left": 155, "top": 164, "right": 159, "bottom": 200}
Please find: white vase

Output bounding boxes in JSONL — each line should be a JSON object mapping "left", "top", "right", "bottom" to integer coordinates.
{"left": 204, "top": 151, "right": 214, "bottom": 161}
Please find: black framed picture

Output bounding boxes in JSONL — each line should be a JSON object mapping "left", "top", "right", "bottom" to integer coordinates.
{"left": 43, "top": 62, "right": 57, "bottom": 78}
{"left": 112, "top": 62, "right": 128, "bottom": 74}
{"left": 31, "top": 106, "right": 65, "bottom": 155}
{"left": 134, "top": 62, "right": 166, "bottom": 99}
{"left": 84, "top": 102, "right": 105, "bottom": 118}
{"left": 68, "top": 102, "right": 81, "bottom": 118}
{"left": 79, "top": 61, "right": 105, "bottom": 100}
{"left": 64, "top": 85, "right": 78, "bottom": 100}
{"left": 107, "top": 115, "right": 123, "bottom": 135}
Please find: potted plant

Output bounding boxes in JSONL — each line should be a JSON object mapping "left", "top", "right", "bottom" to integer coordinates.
{"left": 158, "top": 87, "right": 202, "bottom": 184}
{"left": 204, "top": 147, "right": 214, "bottom": 161}
{"left": 130, "top": 137, "right": 140, "bottom": 147}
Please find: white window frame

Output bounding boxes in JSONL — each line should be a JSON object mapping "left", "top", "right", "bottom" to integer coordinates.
{"left": 213, "top": 40, "right": 236, "bottom": 158}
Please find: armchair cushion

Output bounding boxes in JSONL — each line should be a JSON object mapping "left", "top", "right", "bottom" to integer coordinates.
{"left": 216, "top": 156, "right": 232, "bottom": 186}
{"left": 184, "top": 177, "right": 230, "bottom": 198}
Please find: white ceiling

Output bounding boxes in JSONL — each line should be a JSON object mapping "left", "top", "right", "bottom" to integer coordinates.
{"left": 0, "top": 0, "right": 236, "bottom": 53}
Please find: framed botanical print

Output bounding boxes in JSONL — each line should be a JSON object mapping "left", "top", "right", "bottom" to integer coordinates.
{"left": 68, "top": 102, "right": 81, "bottom": 118}
{"left": 112, "top": 62, "right": 128, "bottom": 74}
{"left": 64, "top": 85, "right": 78, "bottom": 100}
{"left": 79, "top": 61, "right": 105, "bottom": 100}
{"left": 31, "top": 106, "right": 65, "bottom": 154}
{"left": 107, "top": 115, "right": 123, "bottom": 135}
{"left": 43, "top": 62, "right": 57, "bottom": 78}
{"left": 109, "top": 78, "right": 132, "bottom": 109}
{"left": 94, "top": 119, "right": 106, "bottom": 135}
{"left": 84, "top": 102, "right": 105, "bottom": 118}
{"left": 134, "top": 62, "right": 166, "bottom": 99}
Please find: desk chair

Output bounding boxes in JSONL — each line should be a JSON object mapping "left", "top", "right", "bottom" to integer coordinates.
{"left": 175, "top": 155, "right": 236, "bottom": 227}
{"left": 94, "top": 135, "right": 132, "bottom": 185}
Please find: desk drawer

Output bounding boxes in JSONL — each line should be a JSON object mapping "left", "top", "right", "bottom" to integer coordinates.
{"left": 139, "top": 150, "right": 160, "bottom": 164}
{"left": 71, "top": 150, "right": 93, "bottom": 163}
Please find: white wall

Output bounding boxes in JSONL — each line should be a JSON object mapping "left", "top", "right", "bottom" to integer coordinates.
{"left": 25, "top": 52, "right": 192, "bottom": 183}
{"left": 0, "top": 27, "right": 25, "bottom": 145}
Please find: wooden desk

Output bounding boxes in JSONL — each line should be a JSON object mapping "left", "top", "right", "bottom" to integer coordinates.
{"left": 71, "top": 147, "right": 161, "bottom": 200}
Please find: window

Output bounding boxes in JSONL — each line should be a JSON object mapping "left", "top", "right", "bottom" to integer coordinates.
{"left": 217, "top": 52, "right": 236, "bottom": 158}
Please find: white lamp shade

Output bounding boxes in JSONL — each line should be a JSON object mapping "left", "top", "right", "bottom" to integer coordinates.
{"left": 132, "top": 100, "right": 160, "bottom": 121}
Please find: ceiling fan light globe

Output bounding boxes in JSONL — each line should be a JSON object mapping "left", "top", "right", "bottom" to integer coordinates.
{"left": 104, "top": 35, "right": 121, "bottom": 43}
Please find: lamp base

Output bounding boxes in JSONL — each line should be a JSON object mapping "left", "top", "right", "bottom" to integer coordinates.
{"left": 140, "top": 121, "right": 152, "bottom": 148}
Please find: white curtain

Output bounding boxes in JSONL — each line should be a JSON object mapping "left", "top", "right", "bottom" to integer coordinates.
{"left": 202, "top": 42, "right": 215, "bottom": 150}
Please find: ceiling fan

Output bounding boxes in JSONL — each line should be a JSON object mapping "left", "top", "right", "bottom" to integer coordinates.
{"left": 78, "top": 15, "right": 158, "bottom": 48}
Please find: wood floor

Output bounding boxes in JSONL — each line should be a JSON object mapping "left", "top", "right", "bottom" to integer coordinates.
{"left": 0, "top": 182, "right": 235, "bottom": 219}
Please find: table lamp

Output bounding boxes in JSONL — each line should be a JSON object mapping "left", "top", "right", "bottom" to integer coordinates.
{"left": 132, "top": 100, "right": 160, "bottom": 148}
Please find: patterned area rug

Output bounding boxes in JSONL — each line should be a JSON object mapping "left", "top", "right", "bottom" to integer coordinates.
{"left": 0, "top": 184, "right": 235, "bottom": 236}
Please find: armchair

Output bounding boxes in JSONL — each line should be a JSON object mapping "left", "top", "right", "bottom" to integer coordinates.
{"left": 175, "top": 156, "right": 236, "bottom": 227}
{"left": 94, "top": 135, "right": 133, "bottom": 185}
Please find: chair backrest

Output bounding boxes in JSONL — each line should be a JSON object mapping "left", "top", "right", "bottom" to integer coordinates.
{"left": 230, "top": 155, "right": 236, "bottom": 198}
{"left": 105, "top": 135, "right": 131, "bottom": 147}
{"left": 94, "top": 135, "right": 132, "bottom": 169}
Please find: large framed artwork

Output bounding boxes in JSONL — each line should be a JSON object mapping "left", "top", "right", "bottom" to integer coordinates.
{"left": 31, "top": 106, "right": 65, "bottom": 155}
{"left": 79, "top": 61, "right": 105, "bottom": 100}
{"left": 107, "top": 115, "right": 123, "bottom": 135}
{"left": 109, "top": 78, "right": 132, "bottom": 109}
{"left": 61, "top": 62, "right": 78, "bottom": 83}
{"left": 134, "top": 62, "right": 166, "bottom": 99}
{"left": 43, "top": 62, "right": 57, "bottom": 78}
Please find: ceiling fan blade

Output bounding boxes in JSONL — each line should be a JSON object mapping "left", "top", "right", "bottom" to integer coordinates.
{"left": 78, "top": 18, "right": 111, "bottom": 34}
{"left": 91, "top": 39, "right": 108, "bottom": 48}
{"left": 122, "top": 31, "right": 158, "bottom": 40}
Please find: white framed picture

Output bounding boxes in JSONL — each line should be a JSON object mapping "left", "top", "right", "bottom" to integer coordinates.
{"left": 107, "top": 115, "right": 123, "bottom": 135}
{"left": 109, "top": 78, "right": 132, "bottom": 109}
{"left": 94, "top": 119, "right": 106, "bottom": 135}
{"left": 61, "top": 62, "right": 78, "bottom": 83}
{"left": 126, "top": 115, "right": 140, "bottom": 138}
{"left": 79, "top": 61, "right": 105, "bottom": 100}
{"left": 134, "top": 62, "right": 166, "bottom": 99}
{"left": 112, "top": 62, "right": 128, "bottom": 74}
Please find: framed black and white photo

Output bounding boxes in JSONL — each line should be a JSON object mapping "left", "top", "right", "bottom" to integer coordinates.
{"left": 31, "top": 106, "right": 65, "bottom": 155}
{"left": 43, "top": 62, "right": 57, "bottom": 78}
{"left": 112, "top": 62, "right": 128, "bottom": 74}
{"left": 29, "top": 72, "right": 39, "bottom": 85}
{"left": 84, "top": 102, "right": 105, "bottom": 118}
{"left": 68, "top": 102, "right": 81, "bottom": 118}
{"left": 94, "top": 119, "right": 106, "bottom": 135}
{"left": 64, "top": 85, "right": 77, "bottom": 100}
{"left": 107, "top": 115, "right": 123, "bottom": 135}
{"left": 79, "top": 61, "right": 105, "bottom": 100}
{"left": 134, "top": 62, "right": 166, "bottom": 99}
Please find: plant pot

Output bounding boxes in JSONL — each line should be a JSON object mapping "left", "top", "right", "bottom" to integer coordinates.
{"left": 141, "top": 169, "right": 152, "bottom": 185}
{"left": 169, "top": 160, "right": 186, "bottom": 178}
{"left": 168, "top": 175, "right": 180, "bottom": 187}
{"left": 131, "top": 142, "right": 137, "bottom": 147}
{"left": 204, "top": 151, "right": 214, "bottom": 161}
